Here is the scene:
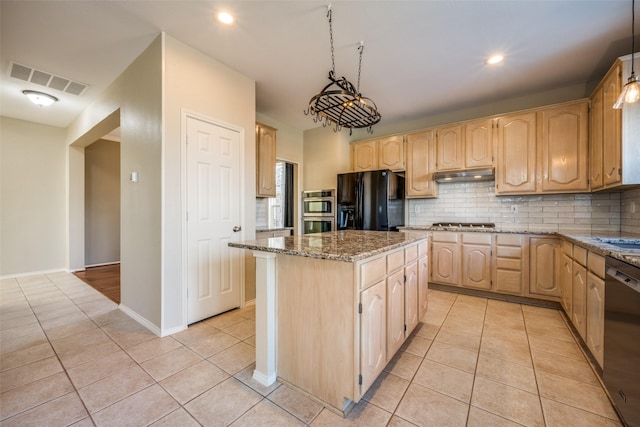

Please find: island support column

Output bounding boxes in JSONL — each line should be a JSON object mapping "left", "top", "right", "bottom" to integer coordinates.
{"left": 252, "top": 250, "right": 277, "bottom": 386}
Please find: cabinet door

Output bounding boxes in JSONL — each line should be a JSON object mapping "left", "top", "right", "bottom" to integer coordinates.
{"left": 602, "top": 63, "right": 622, "bottom": 187}
{"left": 360, "top": 280, "right": 386, "bottom": 392}
{"left": 495, "top": 113, "right": 537, "bottom": 194}
{"left": 529, "top": 237, "right": 561, "bottom": 299}
{"left": 586, "top": 272, "right": 604, "bottom": 368}
{"left": 406, "top": 131, "right": 438, "bottom": 198}
{"left": 435, "top": 125, "right": 464, "bottom": 171}
{"left": 405, "top": 262, "right": 419, "bottom": 335}
{"left": 461, "top": 244, "right": 492, "bottom": 290}
{"left": 494, "top": 234, "right": 525, "bottom": 296}
{"left": 590, "top": 87, "right": 604, "bottom": 190}
{"left": 352, "top": 140, "right": 378, "bottom": 172}
{"left": 560, "top": 253, "right": 573, "bottom": 315}
{"left": 378, "top": 136, "right": 405, "bottom": 171}
{"left": 571, "top": 261, "right": 587, "bottom": 339}
{"left": 465, "top": 118, "right": 494, "bottom": 169}
{"left": 431, "top": 242, "right": 459, "bottom": 285}
{"left": 418, "top": 255, "right": 429, "bottom": 321}
{"left": 256, "top": 123, "right": 277, "bottom": 197}
{"left": 386, "top": 270, "right": 405, "bottom": 359}
{"left": 538, "top": 101, "right": 589, "bottom": 193}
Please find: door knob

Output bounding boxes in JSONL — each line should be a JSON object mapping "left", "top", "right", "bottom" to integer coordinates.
{"left": 233, "top": 226, "right": 242, "bottom": 232}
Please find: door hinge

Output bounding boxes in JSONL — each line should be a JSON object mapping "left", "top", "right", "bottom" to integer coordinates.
{"left": 358, "top": 374, "right": 363, "bottom": 385}
{"left": 358, "top": 303, "right": 363, "bottom": 314}
{"left": 404, "top": 324, "right": 407, "bottom": 332}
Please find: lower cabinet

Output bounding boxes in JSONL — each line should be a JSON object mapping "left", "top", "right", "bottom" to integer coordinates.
{"left": 386, "top": 269, "right": 405, "bottom": 358}
{"left": 461, "top": 234, "right": 492, "bottom": 290}
{"left": 404, "top": 261, "right": 419, "bottom": 336}
{"left": 417, "top": 240, "right": 430, "bottom": 320}
{"left": 528, "top": 237, "right": 561, "bottom": 300}
{"left": 494, "top": 234, "right": 525, "bottom": 295}
{"left": 571, "top": 261, "right": 587, "bottom": 339}
{"left": 560, "top": 242, "right": 573, "bottom": 314}
{"left": 360, "top": 280, "right": 386, "bottom": 392}
{"left": 586, "top": 271, "right": 605, "bottom": 367}
{"left": 431, "top": 234, "right": 459, "bottom": 285}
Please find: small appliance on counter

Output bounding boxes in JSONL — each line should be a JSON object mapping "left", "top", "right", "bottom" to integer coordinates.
{"left": 302, "top": 189, "right": 335, "bottom": 234}
{"left": 337, "top": 169, "right": 405, "bottom": 231}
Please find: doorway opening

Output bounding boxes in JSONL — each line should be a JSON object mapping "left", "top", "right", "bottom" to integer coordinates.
{"left": 268, "top": 161, "right": 295, "bottom": 229}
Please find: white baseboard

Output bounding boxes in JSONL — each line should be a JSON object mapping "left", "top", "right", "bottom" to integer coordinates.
{"left": 85, "top": 261, "right": 121, "bottom": 268}
{"left": 160, "top": 324, "right": 187, "bottom": 337}
{"left": 0, "top": 268, "right": 66, "bottom": 280}
{"left": 119, "top": 304, "right": 162, "bottom": 337}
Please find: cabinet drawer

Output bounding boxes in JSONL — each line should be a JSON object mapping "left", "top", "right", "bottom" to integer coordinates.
{"left": 496, "top": 246, "right": 522, "bottom": 259}
{"left": 432, "top": 232, "right": 459, "bottom": 243}
{"left": 573, "top": 246, "right": 587, "bottom": 266}
{"left": 360, "top": 257, "right": 386, "bottom": 289}
{"left": 496, "top": 234, "right": 523, "bottom": 246}
{"left": 588, "top": 252, "right": 605, "bottom": 279}
{"left": 496, "top": 257, "right": 521, "bottom": 271}
{"left": 562, "top": 241, "right": 573, "bottom": 257}
{"left": 405, "top": 244, "right": 418, "bottom": 263}
{"left": 462, "top": 233, "right": 492, "bottom": 245}
{"left": 387, "top": 250, "right": 405, "bottom": 273}
{"left": 418, "top": 240, "right": 429, "bottom": 258}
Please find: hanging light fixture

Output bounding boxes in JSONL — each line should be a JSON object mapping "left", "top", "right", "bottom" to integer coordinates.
{"left": 614, "top": 0, "right": 640, "bottom": 109}
{"left": 304, "top": 4, "right": 381, "bottom": 134}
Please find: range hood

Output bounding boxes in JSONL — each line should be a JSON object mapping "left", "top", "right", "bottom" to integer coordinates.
{"left": 433, "top": 168, "right": 495, "bottom": 183}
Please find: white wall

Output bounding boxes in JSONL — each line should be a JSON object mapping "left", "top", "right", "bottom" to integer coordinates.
{"left": 0, "top": 117, "right": 67, "bottom": 276}
{"left": 163, "top": 35, "right": 256, "bottom": 329}
{"left": 302, "top": 126, "right": 351, "bottom": 191}
{"left": 85, "top": 139, "right": 120, "bottom": 266}
{"left": 66, "top": 36, "right": 163, "bottom": 329}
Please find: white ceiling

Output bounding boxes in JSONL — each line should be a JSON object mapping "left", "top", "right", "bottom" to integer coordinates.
{"left": 0, "top": 1, "right": 635, "bottom": 131}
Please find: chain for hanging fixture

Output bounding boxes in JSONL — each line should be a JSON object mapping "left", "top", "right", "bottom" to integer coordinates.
{"left": 304, "top": 4, "right": 381, "bottom": 134}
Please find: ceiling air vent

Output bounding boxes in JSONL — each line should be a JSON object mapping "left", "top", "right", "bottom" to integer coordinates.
{"left": 9, "top": 62, "right": 89, "bottom": 96}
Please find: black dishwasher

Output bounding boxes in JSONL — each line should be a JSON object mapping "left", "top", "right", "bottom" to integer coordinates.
{"left": 604, "top": 256, "right": 640, "bottom": 427}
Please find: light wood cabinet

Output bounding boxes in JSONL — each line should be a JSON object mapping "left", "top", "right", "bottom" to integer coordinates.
{"left": 560, "top": 241, "right": 573, "bottom": 315}
{"left": 256, "top": 123, "right": 277, "bottom": 197}
{"left": 538, "top": 101, "right": 589, "bottom": 193}
{"left": 495, "top": 112, "right": 537, "bottom": 194}
{"left": 464, "top": 118, "right": 494, "bottom": 169}
{"left": 417, "top": 241, "right": 429, "bottom": 320}
{"left": 435, "top": 120, "right": 493, "bottom": 172}
{"left": 405, "top": 261, "right": 419, "bottom": 335}
{"left": 586, "top": 271, "right": 605, "bottom": 367}
{"left": 351, "top": 136, "right": 404, "bottom": 172}
{"left": 461, "top": 233, "right": 492, "bottom": 290}
{"left": 571, "top": 260, "right": 587, "bottom": 339}
{"left": 493, "top": 234, "right": 526, "bottom": 295}
{"left": 405, "top": 130, "right": 438, "bottom": 198}
{"left": 435, "top": 124, "right": 464, "bottom": 171}
{"left": 359, "top": 280, "right": 386, "bottom": 392}
{"left": 591, "top": 61, "right": 623, "bottom": 190}
{"left": 386, "top": 269, "right": 405, "bottom": 358}
{"left": 431, "top": 233, "right": 459, "bottom": 285}
{"left": 528, "top": 237, "right": 561, "bottom": 300}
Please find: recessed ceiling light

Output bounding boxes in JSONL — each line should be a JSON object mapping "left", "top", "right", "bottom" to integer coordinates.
{"left": 217, "top": 11, "right": 234, "bottom": 25}
{"left": 22, "top": 90, "right": 58, "bottom": 107}
{"left": 485, "top": 54, "right": 504, "bottom": 65}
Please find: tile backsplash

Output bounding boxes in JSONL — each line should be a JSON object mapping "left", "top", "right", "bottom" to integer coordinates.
{"left": 256, "top": 198, "right": 268, "bottom": 228}
{"left": 407, "top": 181, "right": 635, "bottom": 234}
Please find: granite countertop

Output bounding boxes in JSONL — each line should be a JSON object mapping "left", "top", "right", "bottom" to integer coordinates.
{"left": 229, "top": 230, "right": 429, "bottom": 262}
{"left": 255, "top": 227, "right": 294, "bottom": 233}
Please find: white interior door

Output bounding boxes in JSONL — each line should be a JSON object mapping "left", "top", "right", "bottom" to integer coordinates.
{"left": 187, "top": 117, "right": 242, "bottom": 324}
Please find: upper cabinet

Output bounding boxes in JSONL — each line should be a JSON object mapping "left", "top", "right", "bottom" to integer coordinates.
{"left": 495, "top": 112, "right": 537, "bottom": 194}
{"left": 538, "top": 101, "right": 589, "bottom": 193}
{"left": 435, "top": 120, "right": 493, "bottom": 172}
{"left": 256, "top": 122, "right": 277, "bottom": 198}
{"left": 351, "top": 136, "right": 404, "bottom": 172}
{"left": 495, "top": 100, "right": 589, "bottom": 195}
{"left": 405, "top": 130, "right": 438, "bottom": 198}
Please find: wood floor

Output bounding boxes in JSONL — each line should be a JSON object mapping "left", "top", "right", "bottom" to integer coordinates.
{"left": 73, "top": 263, "right": 120, "bottom": 304}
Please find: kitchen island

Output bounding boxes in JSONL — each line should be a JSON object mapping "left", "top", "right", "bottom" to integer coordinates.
{"left": 229, "top": 230, "right": 429, "bottom": 415}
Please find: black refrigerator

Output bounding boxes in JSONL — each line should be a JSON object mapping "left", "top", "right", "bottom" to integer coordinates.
{"left": 337, "top": 170, "right": 405, "bottom": 231}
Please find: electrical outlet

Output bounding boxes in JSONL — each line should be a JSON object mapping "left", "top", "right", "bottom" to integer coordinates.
{"left": 414, "top": 205, "right": 420, "bottom": 214}
{"left": 510, "top": 205, "right": 519, "bottom": 214}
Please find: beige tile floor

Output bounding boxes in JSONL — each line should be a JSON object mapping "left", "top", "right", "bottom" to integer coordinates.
{"left": 0, "top": 272, "right": 622, "bottom": 427}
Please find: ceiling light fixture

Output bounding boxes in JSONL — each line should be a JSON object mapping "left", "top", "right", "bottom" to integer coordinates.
{"left": 485, "top": 54, "right": 504, "bottom": 65}
{"left": 22, "top": 90, "right": 58, "bottom": 107}
{"left": 614, "top": 0, "right": 640, "bottom": 108}
{"left": 217, "top": 11, "right": 234, "bottom": 25}
{"left": 304, "top": 4, "right": 381, "bottom": 134}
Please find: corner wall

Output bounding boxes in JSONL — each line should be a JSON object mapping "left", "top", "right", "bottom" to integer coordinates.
{"left": 302, "top": 126, "right": 351, "bottom": 191}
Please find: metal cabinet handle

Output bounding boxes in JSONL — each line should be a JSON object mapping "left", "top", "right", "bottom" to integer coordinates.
{"left": 233, "top": 226, "right": 242, "bottom": 232}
